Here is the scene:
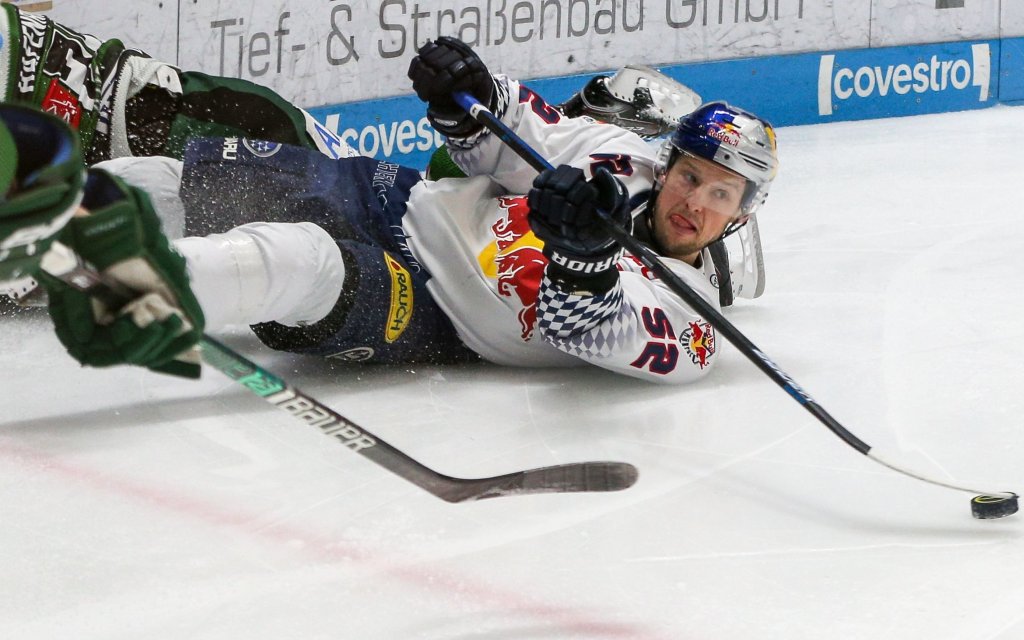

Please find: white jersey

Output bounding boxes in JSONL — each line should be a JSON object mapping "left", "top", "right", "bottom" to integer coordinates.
{"left": 403, "top": 77, "right": 722, "bottom": 384}
{"left": 92, "top": 77, "right": 724, "bottom": 384}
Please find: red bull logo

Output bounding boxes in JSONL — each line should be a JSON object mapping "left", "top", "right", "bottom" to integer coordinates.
{"left": 479, "top": 196, "right": 547, "bottom": 340}
{"left": 683, "top": 320, "right": 716, "bottom": 369}
{"left": 707, "top": 121, "right": 741, "bottom": 147}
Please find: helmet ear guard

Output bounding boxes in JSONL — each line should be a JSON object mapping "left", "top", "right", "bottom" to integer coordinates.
{"left": 702, "top": 213, "right": 766, "bottom": 308}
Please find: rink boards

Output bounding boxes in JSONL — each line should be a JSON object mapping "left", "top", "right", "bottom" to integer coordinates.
{"left": 9, "top": 0, "right": 1024, "bottom": 167}
{"left": 309, "top": 36, "right": 1024, "bottom": 168}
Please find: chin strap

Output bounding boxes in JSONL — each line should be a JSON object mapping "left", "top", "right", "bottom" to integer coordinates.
{"left": 705, "top": 239, "right": 734, "bottom": 307}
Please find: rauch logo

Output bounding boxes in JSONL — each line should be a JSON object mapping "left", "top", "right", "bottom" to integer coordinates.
{"left": 817, "top": 43, "right": 990, "bottom": 116}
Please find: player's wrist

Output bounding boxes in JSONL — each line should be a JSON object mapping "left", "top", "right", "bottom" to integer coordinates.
{"left": 543, "top": 245, "right": 622, "bottom": 295}
{"left": 427, "top": 77, "right": 497, "bottom": 138}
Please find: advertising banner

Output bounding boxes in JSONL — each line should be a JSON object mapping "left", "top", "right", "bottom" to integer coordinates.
{"left": 10, "top": 1, "right": 1009, "bottom": 111}
{"left": 3, "top": 1, "right": 1021, "bottom": 165}
{"left": 815, "top": 40, "right": 993, "bottom": 119}
{"left": 309, "top": 38, "right": 999, "bottom": 169}
{"left": 175, "top": 0, "right": 866, "bottom": 107}
{"left": 24, "top": 0, "right": 178, "bottom": 62}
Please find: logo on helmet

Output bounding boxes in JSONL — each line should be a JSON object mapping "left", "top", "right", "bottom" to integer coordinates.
{"left": 706, "top": 122, "right": 741, "bottom": 147}
{"left": 666, "top": 102, "right": 777, "bottom": 217}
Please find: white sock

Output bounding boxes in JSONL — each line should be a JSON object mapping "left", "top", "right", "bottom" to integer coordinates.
{"left": 174, "top": 222, "right": 345, "bottom": 330}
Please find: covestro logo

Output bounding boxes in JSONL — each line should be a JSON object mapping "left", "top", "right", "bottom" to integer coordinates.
{"left": 818, "top": 43, "right": 990, "bottom": 116}
{"left": 323, "top": 113, "right": 442, "bottom": 159}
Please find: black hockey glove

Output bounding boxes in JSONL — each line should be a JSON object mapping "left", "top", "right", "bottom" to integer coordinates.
{"left": 528, "top": 166, "right": 632, "bottom": 295}
{"left": 407, "top": 37, "right": 495, "bottom": 139}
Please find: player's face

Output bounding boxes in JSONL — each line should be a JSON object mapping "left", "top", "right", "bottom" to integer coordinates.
{"left": 651, "top": 153, "right": 746, "bottom": 264}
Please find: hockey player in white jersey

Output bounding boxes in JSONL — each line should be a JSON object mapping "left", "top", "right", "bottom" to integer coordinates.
{"left": 0, "top": 37, "right": 778, "bottom": 384}
{"left": 398, "top": 38, "right": 778, "bottom": 382}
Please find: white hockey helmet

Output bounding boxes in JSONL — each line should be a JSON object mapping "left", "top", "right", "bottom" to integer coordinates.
{"left": 559, "top": 65, "right": 703, "bottom": 139}
{"left": 657, "top": 101, "right": 778, "bottom": 219}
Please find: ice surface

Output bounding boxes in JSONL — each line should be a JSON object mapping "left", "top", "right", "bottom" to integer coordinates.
{"left": 3, "top": 106, "right": 1024, "bottom": 639}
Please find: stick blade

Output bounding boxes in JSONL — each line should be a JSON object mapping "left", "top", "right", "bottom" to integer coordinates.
{"left": 437, "top": 462, "right": 639, "bottom": 503}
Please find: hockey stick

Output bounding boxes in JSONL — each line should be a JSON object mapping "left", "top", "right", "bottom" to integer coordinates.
{"left": 455, "top": 90, "right": 1015, "bottom": 501}
{"left": 36, "top": 241, "right": 639, "bottom": 502}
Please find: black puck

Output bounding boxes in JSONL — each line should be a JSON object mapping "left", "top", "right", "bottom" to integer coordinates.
{"left": 971, "top": 493, "right": 1019, "bottom": 520}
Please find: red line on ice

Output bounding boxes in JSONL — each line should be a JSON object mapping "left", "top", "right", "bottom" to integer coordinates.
{"left": 0, "top": 440, "right": 672, "bottom": 639}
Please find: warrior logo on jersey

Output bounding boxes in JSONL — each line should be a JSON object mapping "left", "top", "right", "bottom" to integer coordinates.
{"left": 682, "top": 320, "right": 716, "bottom": 369}
{"left": 478, "top": 196, "right": 547, "bottom": 340}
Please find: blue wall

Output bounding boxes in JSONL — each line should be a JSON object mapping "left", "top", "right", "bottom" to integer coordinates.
{"left": 1000, "top": 37, "right": 1024, "bottom": 104}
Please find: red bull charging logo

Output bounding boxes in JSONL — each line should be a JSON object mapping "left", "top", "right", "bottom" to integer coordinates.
{"left": 707, "top": 121, "right": 741, "bottom": 147}
{"left": 479, "top": 196, "right": 547, "bottom": 340}
{"left": 683, "top": 320, "right": 716, "bottom": 369}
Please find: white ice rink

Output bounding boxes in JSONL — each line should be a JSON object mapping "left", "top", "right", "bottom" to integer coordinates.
{"left": 4, "top": 106, "right": 1024, "bottom": 639}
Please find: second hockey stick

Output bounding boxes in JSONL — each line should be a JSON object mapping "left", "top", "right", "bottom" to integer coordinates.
{"left": 37, "top": 241, "right": 639, "bottom": 503}
{"left": 454, "top": 90, "right": 1016, "bottom": 505}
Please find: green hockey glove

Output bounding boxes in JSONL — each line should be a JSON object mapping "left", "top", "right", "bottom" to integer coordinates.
{"left": 0, "top": 105, "right": 85, "bottom": 284}
{"left": 40, "top": 169, "right": 206, "bottom": 379}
